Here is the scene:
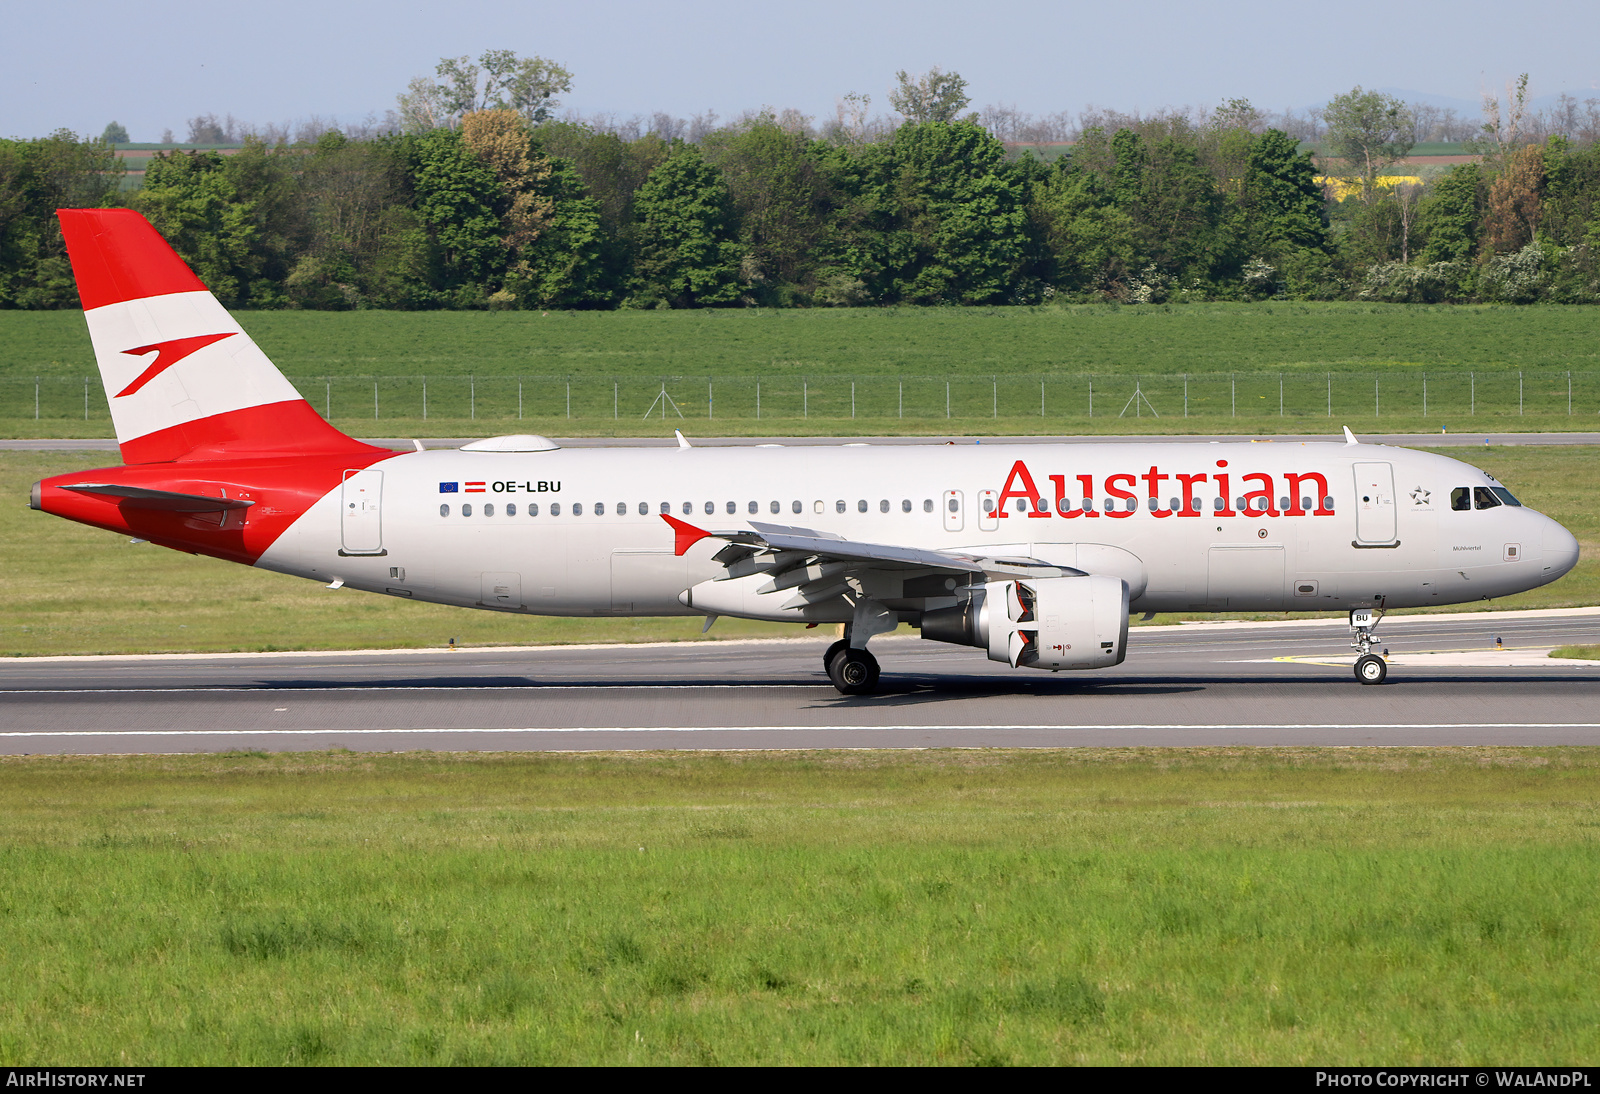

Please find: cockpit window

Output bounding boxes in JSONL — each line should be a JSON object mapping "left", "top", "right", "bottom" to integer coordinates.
{"left": 1451, "top": 487, "right": 1471, "bottom": 512}
{"left": 1473, "top": 486, "right": 1501, "bottom": 510}
{"left": 1490, "top": 487, "right": 1522, "bottom": 507}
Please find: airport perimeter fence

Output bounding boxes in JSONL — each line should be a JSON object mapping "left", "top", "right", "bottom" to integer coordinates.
{"left": 9, "top": 370, "right": 1600, "bottom": 425}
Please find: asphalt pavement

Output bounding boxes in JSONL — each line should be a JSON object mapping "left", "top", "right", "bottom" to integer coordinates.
{"left": 3, "top": 607, "right": 1597, "bottom": 754}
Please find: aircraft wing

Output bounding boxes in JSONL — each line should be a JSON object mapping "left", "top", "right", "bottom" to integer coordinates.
{"left": 662, "top": 514, "right": 1075, "bottom": 582}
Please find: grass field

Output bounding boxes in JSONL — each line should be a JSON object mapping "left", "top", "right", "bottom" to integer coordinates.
{"left": 1, "top": 747, "right": 1597, "bottom": 1065}
{"left": 6, "top": 445, "right": 1597, "bottom": 657}
{"left": 4, "top": 304, "right": 1599, "bottom": 437}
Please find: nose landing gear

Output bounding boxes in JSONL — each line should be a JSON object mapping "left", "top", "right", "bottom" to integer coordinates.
{"left": 1350, "top": 606, "right": 1388, "bottom": 685}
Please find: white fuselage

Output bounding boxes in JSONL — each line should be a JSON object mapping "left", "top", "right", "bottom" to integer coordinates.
{"left": 255, "top": 440, "right": 1578, "bottom": 622}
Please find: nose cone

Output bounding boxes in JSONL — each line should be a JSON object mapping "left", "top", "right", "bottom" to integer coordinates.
{"left": 1542, "top": 517, "right": 1580, "bottom": 583}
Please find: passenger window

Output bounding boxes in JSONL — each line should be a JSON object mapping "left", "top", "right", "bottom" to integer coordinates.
{"left": 529, "top": 503, "right": 539, "bottom": 517}
{"left": 617, "top": 503, "right": 627, "bottom": 517}
{"left": 1015, "top": 498, "right": 1027, "bottom": 513}
{"left": 982, "top": 497, "right": 995, "bottom": 513}
{"left": 792, "top": 500, "right": 802, "bottom": 514}
{"left": 836, "top": 500, "right": 845, "bottom": 513}
{"left": 659, "top": 502, "right": 669, "bottom": 514}
{"left": 1059, "top": 498, "right": 1075, "bottom": 514}
{"left": 594, "top": 502, "right": 604, "bottom": 516}
{"left": 1452, "top": 487, "right": 1471, "bottom": 511}
{"left": 573, "top": 503, "right": 584, "bottom": 516}
{"left": 682, "top": 502, "right": 692, "bottom": 516}
{"left": 507, "top": 503, "right": 517, "bottom": 516}
{"left": 923, "top": 499, "right": 933, "bottom": 513}
{"left": 748, "top": 501, "right": 758, "bottom": 515}
{"left": 1474, "top": 487, "right": 1501, "bottom": 510}
{"left": 639, "top": 502, "right": 649, "bottom": 516}
{"left": 726, "top": 501, "right": 737, "bottom": 515}
{"left": 704, "top": 501, "right": 714, "bottom": 515}
{"left": 949, "top": 498, "right": 959, "bottom": 513}
{"left": 771, "top": 501, "right": 781, "bottom": 514}
{"left": 439, "top": 503, "right": 450, "bottom": 517}
{"left": 462, "top": 503, "right": 473, "bottom": 517}
{"left": 879, "top": 499, "right": 889, "bottom": 513}
{"left": 550, "top": 502, "right": 560, "bottom": 516}
{"left": 484, "top": 503, "right": 495, "bottom": 517}
{"left": 902, "top": 499, "right": 912, "bottom": 513}
{"left": 1126, "top": 498, "right": 1138, "bottom": 512}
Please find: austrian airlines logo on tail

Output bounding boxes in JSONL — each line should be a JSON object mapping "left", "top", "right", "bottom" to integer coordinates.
{"left": 116, "top": 333, "right": 236, "bottom": 398}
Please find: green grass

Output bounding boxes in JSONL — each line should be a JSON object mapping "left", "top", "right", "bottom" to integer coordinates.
{"left": 5, "top": 304, "right": 1600, "bottom": 437}
{"left": 1, "top": 747, "right": 1598, "bottom": 1065}
{"left": 7, "top": 445, "right": 1598, "bottom": 656}
{"left": 1550, "top": 645, "right": 1600, "bottom": 660}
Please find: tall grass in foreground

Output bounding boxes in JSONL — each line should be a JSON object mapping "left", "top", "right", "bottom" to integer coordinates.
{"left": 0, "top": 748, "right": 1597, "bottom": 1065}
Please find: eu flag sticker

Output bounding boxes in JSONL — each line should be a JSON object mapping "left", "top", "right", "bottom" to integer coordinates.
{"left": 439, "top": 482, "right": 459, "bottom": 493}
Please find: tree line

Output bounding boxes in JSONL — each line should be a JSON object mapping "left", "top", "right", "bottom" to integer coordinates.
{"left": 2, "top": 63, "right": 1598, "bottom": 310}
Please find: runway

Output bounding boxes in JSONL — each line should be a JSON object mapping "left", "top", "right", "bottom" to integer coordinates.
{"left": 3, "top": 608, "right": 1599, "bottom": 754}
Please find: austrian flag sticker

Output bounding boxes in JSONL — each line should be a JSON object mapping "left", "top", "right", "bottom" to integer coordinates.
{"left": 464, "top": 482, "right": 487, "bottom": 493}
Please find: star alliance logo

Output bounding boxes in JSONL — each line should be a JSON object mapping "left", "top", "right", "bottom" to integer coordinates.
{"left": 1410, "top": 486, "right": 1431, "bottom": 506}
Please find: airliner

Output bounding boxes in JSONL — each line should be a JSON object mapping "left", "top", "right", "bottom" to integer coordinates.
{"left": 29, "top": 209, "right": 1581, "bottom": 693}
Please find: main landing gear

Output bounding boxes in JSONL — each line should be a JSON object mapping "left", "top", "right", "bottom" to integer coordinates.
{"left": 1350, "top": 606, "right": 1388, "bottom": 685}
{"left": 825, "top": 642, "right": 881, "bottom": 695}
{"left": 822, "top": 601, "right": 896, "bottom": 695}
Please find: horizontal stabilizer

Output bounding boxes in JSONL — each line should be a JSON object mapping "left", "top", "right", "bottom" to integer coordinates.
{"left": 62, "top": 483, "right": 255, "bottom": 512}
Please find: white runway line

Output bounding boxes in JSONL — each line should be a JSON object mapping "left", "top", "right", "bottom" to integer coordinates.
{"left": 5, "top": 722, "right": 1600, "bottom": 737}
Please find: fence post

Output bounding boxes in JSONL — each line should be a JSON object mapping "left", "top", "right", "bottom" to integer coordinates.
{"left": 1423, "top": 372, "right": 1427, "bottom": 418}
{"left": 1569, "top": 371, "right": 1573, "bottom": 416}
{"left": 374, "top": 380, "right": 378, "bottom": 420}
{"left": 34, "top": 377, "right": 38, "bottom": 420}
{"left": 1375, "top": 374, "right": 1379, "bottom": 419}
{"left": 992, "top": 377, "right": 997, "bottom": 419}
{"left": 1089, "top": 377, "right": 1093, "bottom": 418}
{"left": 1279, "top": 373, "right": 1284, "bottom": 417}
{"left": 518, "top": 380, "right": 523, "bottom": 420}
{"left": 945, "top": 381, "right": 950, "bottom": 419}
{"left": 1184, "top": 373, "right": 1188, "bottom": 418}
{"left": 566, "top": 381, "right": 571, "bottom": 419}
{"left": 900, "top": 380, "right": 904, "bottom": 419}
{"left": 1230, "top": 373, "right": 1235, "bottom": 419}
{"left": 470, "top": 374, "right": 475, "bottom": 420}
{"left": 1471, "top": 372, "right": 1475, "bottom": 416}
{"left": 613, "top": 382, "right": 618, "bottom": 420}
{"left": 851, "top": 381, "right": 855, "bottom": 420}
{"left": 709, "top": 381, "right": 714, "bottom": 420}
{"left": 1326, "top": 373, "right": 1331, "bottom": 418}
{"left": 423, "top": 377, "right": 427, "bottom": 421}
{"left": 804, "top": 380, "right": 808, "bottom": 419}
{"left": 326, "top": 381, "right": 331, "bottom": 419}
{"left": 1040, "top": 378, "right": 1045, "bottom": 418}
{"left": 84, "top": 377, "right": 89, "bottom": 420}
{"left": 1519, "top": 371, "right": 1524, "bottom": 415}
{"left": 756, "top": 382, "right": 761, "bottom": 420}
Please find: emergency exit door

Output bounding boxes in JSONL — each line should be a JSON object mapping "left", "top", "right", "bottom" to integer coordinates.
{"left": 942, "top": 490, "right": 964, "bottom": 532}
{"left": 1353, "top": 462, "right": 1397, "bottom": 544}
{"left": 340, "top": 468, "right": 385, "bottom": 555}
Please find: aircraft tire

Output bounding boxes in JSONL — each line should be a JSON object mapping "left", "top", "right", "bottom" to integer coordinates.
{"left": 828, "top": 646, "right": 881, "bottom": 695}
{"left": 823, "top": 639, "right": 850, "bottom": 673}
{"left": 1354, "top": 654, "right": 1387, "bottom": 685}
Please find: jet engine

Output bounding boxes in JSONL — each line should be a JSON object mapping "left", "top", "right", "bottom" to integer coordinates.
{"left": 920, "top": 575, "right": 1129, "bottom": 669}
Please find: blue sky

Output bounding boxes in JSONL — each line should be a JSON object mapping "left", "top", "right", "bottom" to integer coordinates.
{"left": 5, "top": 0, "right": 1597, "bottom": 140}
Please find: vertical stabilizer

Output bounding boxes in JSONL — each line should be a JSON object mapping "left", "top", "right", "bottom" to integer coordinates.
{"left": 57, "top": 208, "right": 384, "bottom": 464}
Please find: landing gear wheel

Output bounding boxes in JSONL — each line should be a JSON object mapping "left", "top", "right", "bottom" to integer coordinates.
{"left": 1355, "top": 653, "right": 1388, "bottom": 685}
{"left": 823, "top": 639, "right": 850, "bottom": 674}
{"left": 827, "top": 646, "right": 881, "bottom": 695}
